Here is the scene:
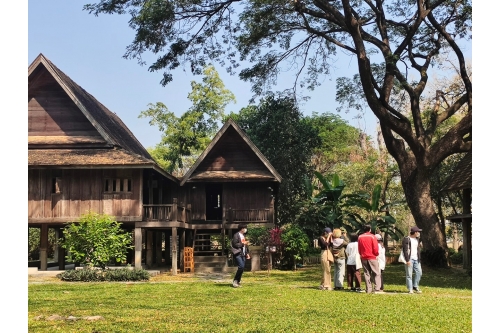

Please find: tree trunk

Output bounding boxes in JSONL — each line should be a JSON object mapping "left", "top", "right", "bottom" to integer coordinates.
{"left": 400, "top": 165, "right": 448, "bottom": 267}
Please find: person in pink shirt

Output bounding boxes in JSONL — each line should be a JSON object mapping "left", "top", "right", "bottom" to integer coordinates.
{"left": 357, "top": 224, "right": 383, "bottom": 294}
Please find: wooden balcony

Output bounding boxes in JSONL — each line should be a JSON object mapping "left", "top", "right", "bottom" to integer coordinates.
{"left": 142, "top": 203, "right": 191, "bottom": 223}
{"left": 226, "top": 208, "right": 273, "bottom": 227}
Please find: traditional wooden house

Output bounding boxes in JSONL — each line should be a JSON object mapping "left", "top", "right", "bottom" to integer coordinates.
{"left": 28, "top": 54, "right": 281, "bottom": 273}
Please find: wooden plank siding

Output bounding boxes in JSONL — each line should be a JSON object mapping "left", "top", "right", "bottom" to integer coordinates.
{"left": 196, "top": 127, "right": 269, "bottom": 172}
{"left": 28, "top": 169, "right": 142, "bottom": 222}
{"left": 28, "top": 67, "right": 103, "bottom": 139}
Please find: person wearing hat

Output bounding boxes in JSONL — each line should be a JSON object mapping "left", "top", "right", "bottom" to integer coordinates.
{"left": 402, "top": 226, "right": 423, "bottom": 294}
{"left": 375, "top": 234, "right": 386, "bottom": 291}
{"left": 231, "top": 224, "right": 250, "bottom": 288}
{"left": 318, "top": 228, "right": 333, "bottom": 290}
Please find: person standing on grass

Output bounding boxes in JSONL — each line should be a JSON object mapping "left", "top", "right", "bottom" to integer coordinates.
{"left": 402, "top": 226, "right": 423, "bottom": 294}
{"left": 318, "top": 228, "right": 333, "bottom": 290}
{"left": 331, "top": 228, "right": 348, "bottom": 290}
{"left": 231, "top": 223, "right": 250, "bottom": 288}
{"left": 375, "top": 234, "right": 386, "bottom": 291}
{"left": 345, "top": 233, "right": 363, "bottom": 292}
{"left": 358, "top": 224, "right": 383, "bottom": 294}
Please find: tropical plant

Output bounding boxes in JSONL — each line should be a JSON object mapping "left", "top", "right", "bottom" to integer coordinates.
{"left": 60, "top": 212, "right": 133, "bottom": 269}
{"left": 344, "top": 185, "right": 405, "bottom": 241}
{"left": 245, "top": 225, "right": 270, "bottom": 246}
{"left": 280, "top": 224, "right": 310, "bottom": 270}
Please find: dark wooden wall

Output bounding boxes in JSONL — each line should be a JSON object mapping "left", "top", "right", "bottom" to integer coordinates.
{"left": 186, "top": 182, "right": 273, "bottom": 221}
{"left": 197, "top": 127, "right": 268, "bottom": 172}
{"left": 28, "top": 67, "right": 102, "bottom": 138}
{"left": 28, "top": 168, "right": 142, "bottom": 222}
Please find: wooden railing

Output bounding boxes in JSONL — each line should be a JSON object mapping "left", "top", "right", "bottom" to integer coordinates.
{"left": 143, "top": 204, "right": 173, "bottom": 221}
{"left": 226, "top": 208, "right": 271, "bottom": 223}
{"left": 143, "top": 199, "right": 191, "bottom": 223}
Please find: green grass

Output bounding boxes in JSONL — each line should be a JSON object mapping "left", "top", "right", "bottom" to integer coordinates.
{"left": 28, "top": 263, "right": 471, "bottom": 333}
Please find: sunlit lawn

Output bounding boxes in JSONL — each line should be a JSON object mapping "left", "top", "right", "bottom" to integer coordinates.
{"left": 28, "top": 263, "right": 472, "bottom": 333}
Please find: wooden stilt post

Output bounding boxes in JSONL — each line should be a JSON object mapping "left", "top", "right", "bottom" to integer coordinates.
{"left": 134, "top": 226, "right": 142, "bottom": 269}
{"left": 40, "top": 224, "right": 48, "bottom": 271}
{"left": 58, "top": 228, "right": 65, "bottom": 270}
{"left": 146, "top": 230, "right": 153, "bottom": 268}
{"left": 172, "top": 227, "right": 178, "bottom": 275}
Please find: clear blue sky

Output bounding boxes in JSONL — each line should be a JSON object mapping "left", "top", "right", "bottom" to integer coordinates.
{"left": 27, "top": 0, "right": 383, "bottom": 149}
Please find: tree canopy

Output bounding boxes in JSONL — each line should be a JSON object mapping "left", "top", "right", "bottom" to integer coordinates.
{"left": 85, "top": 0, "right": 472, "bottom": 265}
{"left": 140, "top": 65, "right": 236, "bottom": 175}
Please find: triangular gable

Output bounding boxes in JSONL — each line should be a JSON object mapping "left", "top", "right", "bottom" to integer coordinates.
{"left": 180, "top": 118, "right": 282, "bottom": 185}
{"left": 28, "top": 53, "right": 152, "bottom": 160}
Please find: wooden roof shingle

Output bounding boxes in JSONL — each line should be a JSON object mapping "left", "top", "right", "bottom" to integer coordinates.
{"left": 440, "top": 151, "right": 472, "bottom": 192}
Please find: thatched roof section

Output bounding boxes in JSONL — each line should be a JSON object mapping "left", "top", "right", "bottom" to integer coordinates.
{"left": 441, "top": 151, "right": 472, "bottom": 192}
{"left": 28, "top": 149, "right": 152, "bottom": 166}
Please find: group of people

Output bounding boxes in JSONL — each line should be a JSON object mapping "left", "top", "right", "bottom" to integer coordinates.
{"left": 230, "top": 222, "right": 423, "bottom": 294}
{"left": 319, "top": 224, "right": 423, "bottom": 294}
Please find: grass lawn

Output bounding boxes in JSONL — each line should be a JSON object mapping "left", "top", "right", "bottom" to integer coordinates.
{"left": 28, "top": 263, "right": 471, "bottom": 333}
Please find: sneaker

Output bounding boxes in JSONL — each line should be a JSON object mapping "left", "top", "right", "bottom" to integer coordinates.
{"left": 374, "top": 290, "right": 385, "bottom": 294}
{"left": 318, "top": 285, "right": 324, "bottom": 290}
{"left": 355, "top": 288, "right": 365, "bottom": 293}
{"left": 350, "top": 288, "right": 357, "bottom": 292}
{"left": 232, "top": 281, "right": 240, "bottom": 288}
{"left": 413, "top": 287, "right": 422, "bottom": 294}
{"left": 408, "top": 290, "right": 414, "bottom": 294}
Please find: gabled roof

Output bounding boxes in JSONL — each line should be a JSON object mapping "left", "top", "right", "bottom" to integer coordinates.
{"left": 28, "top": 53, "right": 178, "bottom": 183}
{"left": 28, "top": 53, "right": 151, "bottom": 160}
{"left": 441, "top": 151, "right": 472, "bottom": 192}
{"left": 180, "top": 118, "right": 282, "bottom": 185}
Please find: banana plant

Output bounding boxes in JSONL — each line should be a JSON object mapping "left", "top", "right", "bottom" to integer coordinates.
{"left": 344, "top": 184, "right": 405, "bottom": 240}
{"left": 302, "top": 172, "right": 354, "bottom": 232}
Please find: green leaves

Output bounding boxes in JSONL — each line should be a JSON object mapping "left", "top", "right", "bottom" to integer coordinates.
{"left": 140, "top": 65, "right": 236, "bottom": 174}
{"left": 60, "top": 212, "right": 133, "bottom": 269}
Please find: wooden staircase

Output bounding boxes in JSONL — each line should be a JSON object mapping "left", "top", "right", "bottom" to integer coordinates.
{"left": 192, "top": 231, "right": 233, "bottom": 273}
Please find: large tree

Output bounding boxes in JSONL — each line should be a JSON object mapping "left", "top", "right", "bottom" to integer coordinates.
{"left": 85, "top": 0, "right": 472, "bottom": 265}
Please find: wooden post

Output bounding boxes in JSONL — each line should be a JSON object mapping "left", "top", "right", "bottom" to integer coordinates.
{"left": 172, "top": 227, "right": 178, "bottom": 275}
{"left": 180, "top": 229, "right": 186, "bottom": 271}
{"left": 57, "top": 228, "right": 65, "bottom": 270}
{"left": 40, "top": 224, "right": 48, "bottom": 271}
{"left": 228, "top": 207, "right": 233, "bottom": 225}
{"left": 172, "top": 198, "right": 178, "bottom": 222}
{"left": 134, "top": 226, "right": 142, "bottom": 269}
{"left": 269, "top": 198, "right": 275, "bottom": 225}
{"left": 146, "top": 230, "right": 153, "bottom": 267}
{"left": 462, "top": 188, "right": 472, "bottom": 271}
{"left": 155, "top": 231, "right": 162, "bottom": 266}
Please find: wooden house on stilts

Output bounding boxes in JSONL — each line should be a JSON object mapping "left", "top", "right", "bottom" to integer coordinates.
{"left": 28, "top": 54, "right": 281, "bottom": 273}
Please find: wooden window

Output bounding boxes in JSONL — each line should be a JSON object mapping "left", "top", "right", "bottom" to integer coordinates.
{"left": 104, "top": 178, "right": 132, "bottom": 193}
{"left": 52, "top": 177, "right": 62, "bottom": 194}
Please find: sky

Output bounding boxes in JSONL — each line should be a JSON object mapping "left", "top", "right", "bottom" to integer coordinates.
{"left": 26, "top": 0, "right": 383, "bottom": 149}
{"left": 3, "top": 1, "right": 494, "bottom": 328}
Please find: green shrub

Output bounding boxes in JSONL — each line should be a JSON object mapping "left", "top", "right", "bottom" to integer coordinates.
{"left": 448, "top": 247, "right": 457, "bottom": 255}
{"left": 449, "top": 251, "right": 463, "bottom": 265}
{"left": 57, "top": 268, "right": 150, "bottom": 282}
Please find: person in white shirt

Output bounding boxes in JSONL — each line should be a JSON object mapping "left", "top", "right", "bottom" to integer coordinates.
{"left": 401, "top": 226, "right": 423, "bottom": 294}
{"left": 231, "top": 224, "right": 250, "bottom": 288}
{"left": 345, "top": 233, "right": 363, "bottom": 292}
{"left": 375, "top": 234, "right": 386, "bottom": 291}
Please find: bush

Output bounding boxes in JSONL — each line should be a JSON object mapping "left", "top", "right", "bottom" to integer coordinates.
{"left": 57, "top": 268, "right": 150, "bottom": 282}
{"left": 61, "top": 212, "right": 133, "bottom": 269}
{"left": 449, "top": 251, "right": 463, "bottom": 265}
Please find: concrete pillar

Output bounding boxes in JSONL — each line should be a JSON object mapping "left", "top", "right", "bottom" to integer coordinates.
{"left": 146, "top": 230, "right": 153, "bottom": 267}
{"left": 172, "top": 227, "right": 178, "bottom": 275}
{"left": 134, "top": 226, "right": 142, "bottom": 269}
{"left": 40, "top": 224, "right": 48, "bottom": 271}
{"left": 57, "top": 228, "right": 65, "bottom": 270}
